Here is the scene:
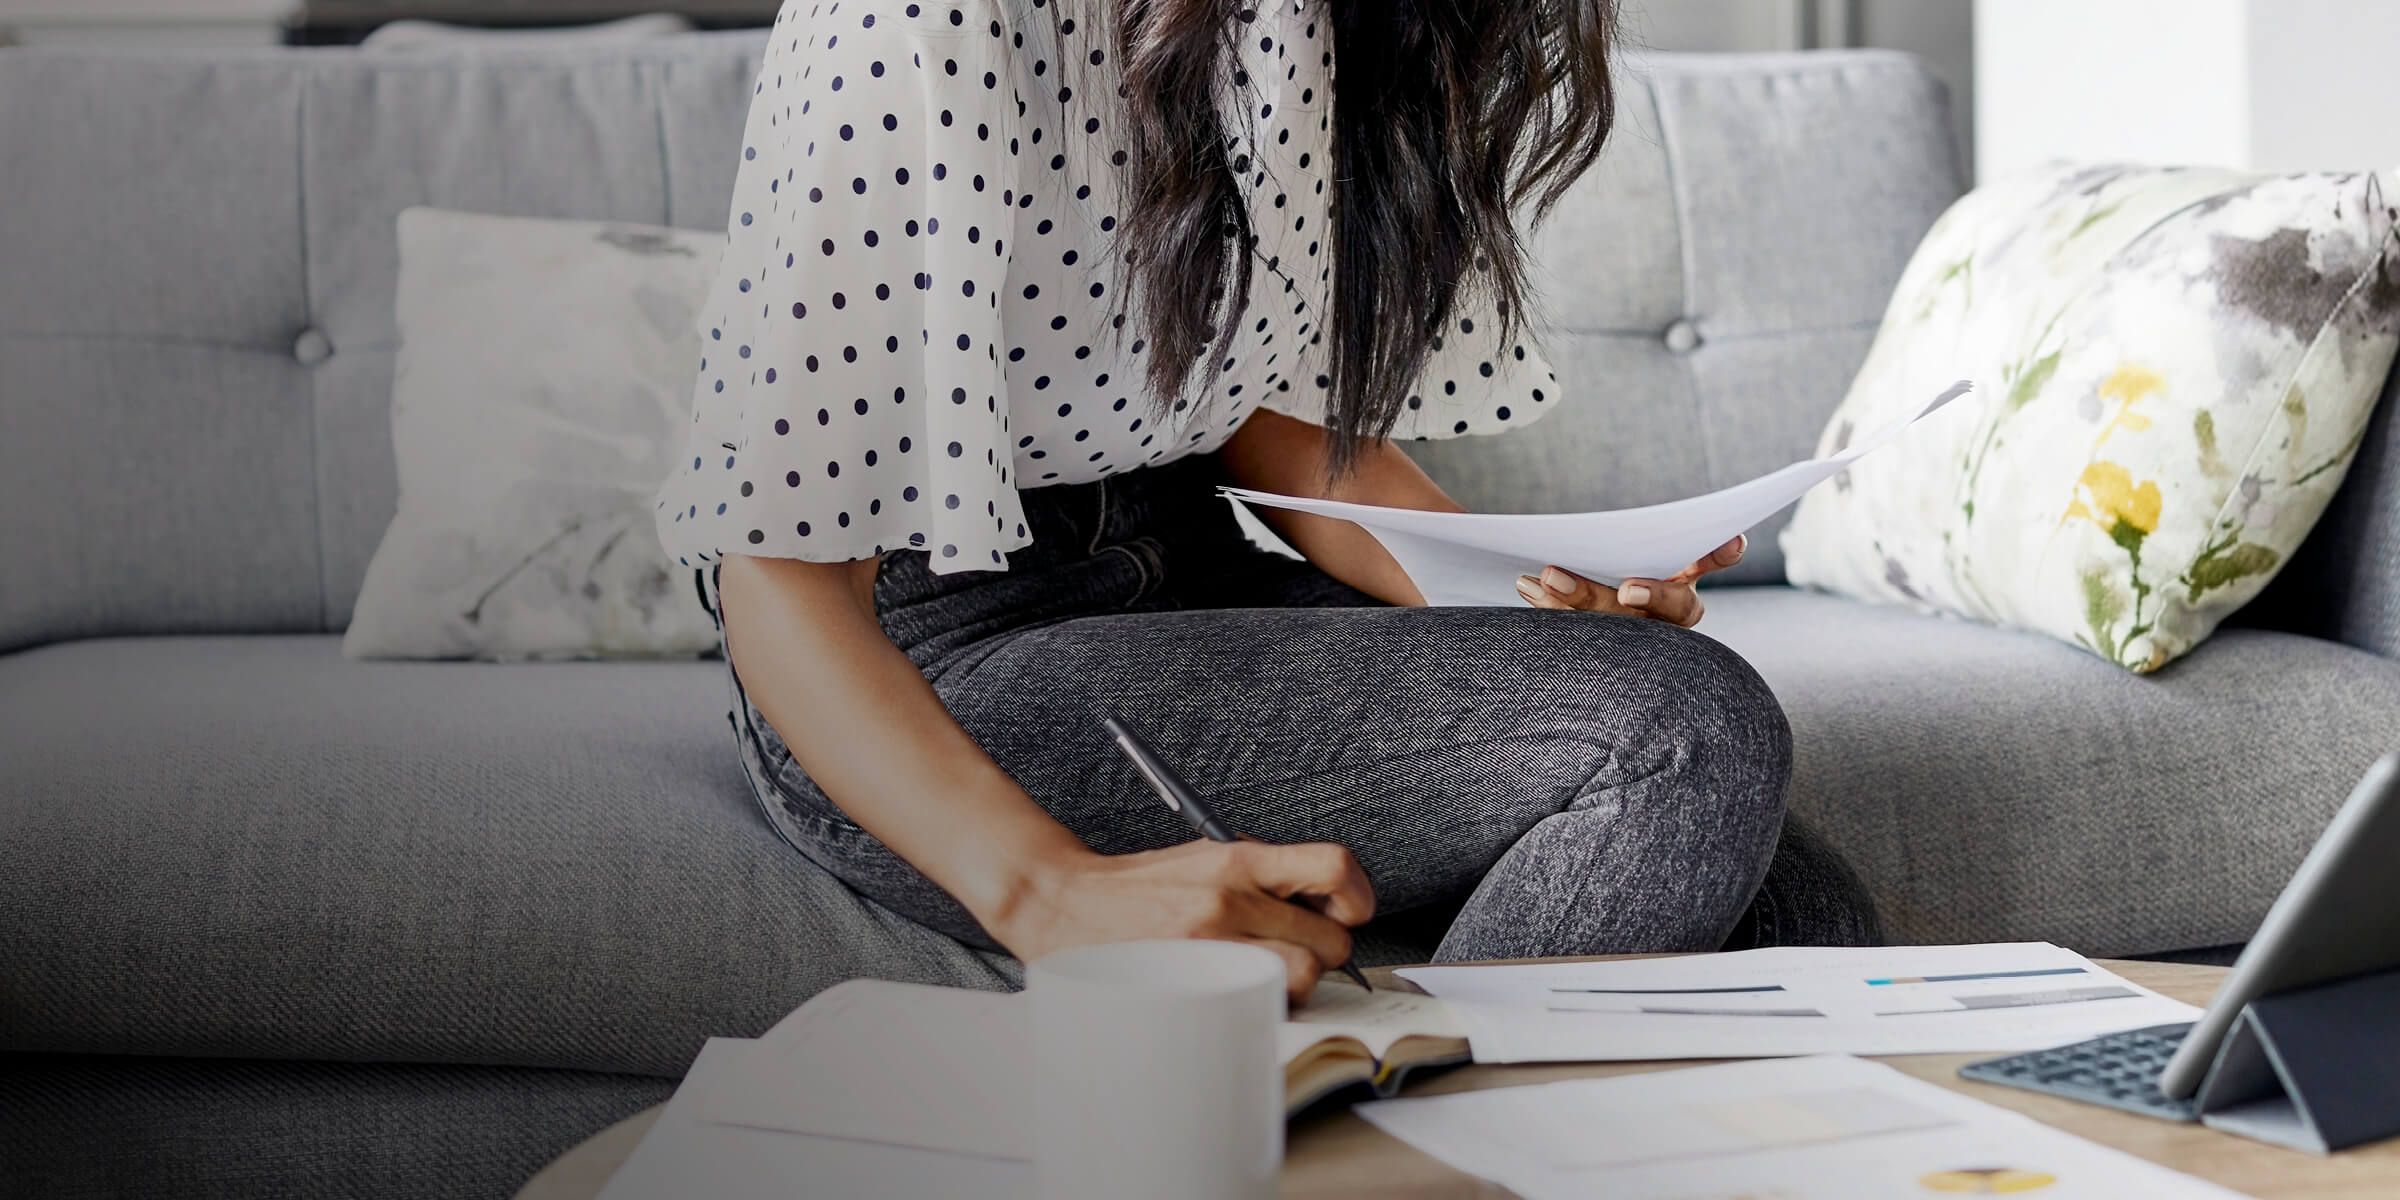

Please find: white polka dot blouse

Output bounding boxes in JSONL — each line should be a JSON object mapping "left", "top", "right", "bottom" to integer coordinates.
{"left": 653, "top": 0, "right": 1561, "bottom": 574}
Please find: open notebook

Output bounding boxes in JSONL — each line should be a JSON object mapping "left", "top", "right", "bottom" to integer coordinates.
{"left": 699, "top": 978, "right": 1467, "bottom": 1161}
{"left": 1279, "top": 981, "right": 1471, "bottom": 1111}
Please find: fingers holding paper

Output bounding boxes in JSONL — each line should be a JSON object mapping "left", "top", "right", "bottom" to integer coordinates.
{"left": 1670, "top": 533, "right": 1750, "bottom": 584}
{"left": 1517, "top": 568, "right": 1703, "bottom": 626}
{"left": 1514, "top": 534, "right": 1743, "bottom": 627}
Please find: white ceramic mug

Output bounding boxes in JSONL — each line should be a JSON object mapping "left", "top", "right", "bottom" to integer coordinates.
{"left": 1027, "top": 939, "right": 1285, "bottom": 1200}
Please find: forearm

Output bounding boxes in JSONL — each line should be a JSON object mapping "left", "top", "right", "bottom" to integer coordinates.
{"left": 1218, "top": 409, "right": 1463, "bottom": 606}
{"left": 714, "top": 553, "right": 1093, "bottom": 929}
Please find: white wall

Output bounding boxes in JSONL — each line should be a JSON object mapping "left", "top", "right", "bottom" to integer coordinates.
{"left": 1979, "top": 0, "right": 2400, "bottom": 180}
{"left": 2245, "top": 0, "right": 2400, "bottom": 174}
{"left": 1978, "top": 0, "right": 2248, "bottom": 179}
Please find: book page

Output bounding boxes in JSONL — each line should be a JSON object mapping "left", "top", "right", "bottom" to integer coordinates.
{"left": 1279, "top": 979, "right": 1467, "bottom": 1062}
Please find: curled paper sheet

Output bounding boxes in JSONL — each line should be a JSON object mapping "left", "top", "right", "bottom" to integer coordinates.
{"left": 1223, "top": 381, "right": 1973, "bottom": 607}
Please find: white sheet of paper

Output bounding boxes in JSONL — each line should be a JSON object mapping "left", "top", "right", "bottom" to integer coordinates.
{"left": 1357, "top": 1054, "right": 2250, "bottom": 1200}
{"left": 702, "top": 980, "right": 1032, "bottom": 1160}
{"left": 1222, "top": 380, "right": 1972, "bottom": 605}
{"left": 703, "top": 977, "right": 1463, "bottom": 1160}
{"left": 1398, "top": 943, "right": 2202, "bottom": 1063}
{"left": 598, "top": 1038, "right": 1031, "bottom": 1200}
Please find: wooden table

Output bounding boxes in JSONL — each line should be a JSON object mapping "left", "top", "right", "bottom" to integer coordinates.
{"left": 519, "top": 959, "right": 2400, "bottom": 1199}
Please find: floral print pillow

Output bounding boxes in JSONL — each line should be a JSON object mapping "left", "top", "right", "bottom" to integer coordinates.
{"left": 1782, "top": 163, "right": 2400, "bottom": 673}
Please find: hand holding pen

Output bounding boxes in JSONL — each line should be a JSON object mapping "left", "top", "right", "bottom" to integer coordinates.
{"left": 1105, "top": 714, "right": 1377, "bottom": 995}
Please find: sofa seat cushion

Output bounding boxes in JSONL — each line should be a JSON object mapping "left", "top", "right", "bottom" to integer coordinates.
{"left": 1704, "top": 588, "right": 2400, "bottom": 956}
{"left": 1, "top": 1055, "right": 673, "bottom": 1200}
{"left": 0, "top": 635, "right": 1018, "bottom": 1078}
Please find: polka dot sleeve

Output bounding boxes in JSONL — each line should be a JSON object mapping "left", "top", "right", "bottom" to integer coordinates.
{"left": 1254, "top": 274, "right": 1564, "bottom": 442}
{"left": 656, "top": 6, "right": 1030, "bottom": 574}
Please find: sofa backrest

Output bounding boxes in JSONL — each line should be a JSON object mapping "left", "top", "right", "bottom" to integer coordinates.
{"left": 2246, "top": 376, "right": 2400, "bottom": 659}
{"left": 5, "top": 35, "right": 2391, "bottom": 658}
{"left": 1, "top": 36, "right": 764, "bottom": 654}
{"left": 1408, "top": 50, "right": 1964, "bottom": 587}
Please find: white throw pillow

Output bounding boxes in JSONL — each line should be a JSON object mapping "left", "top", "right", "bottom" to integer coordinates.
{"left": 344, "top": 208, "right": 725, "bottom": 661}
{"left": 1782, "top": 164, "right": 2400, "bottom": 673}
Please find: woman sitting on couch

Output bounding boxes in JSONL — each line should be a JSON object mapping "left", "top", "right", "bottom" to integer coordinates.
{"left": 652, "top": 0, "right": 1879, "bottom": 1001}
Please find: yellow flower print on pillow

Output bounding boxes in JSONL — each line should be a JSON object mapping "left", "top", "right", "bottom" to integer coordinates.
{"left": 2065, "top": 459, "right": 2165, "bottom": 668}
{"left": 1781, "top": 164, "right": 2400, "bottom": 673}
{"left": 2065, "top": 365, "right": 2167, "bottom": 547}
{"left": 2092, "top": 365, "right": 2158, "bottom": 439}
{"left": 2065, "top": 461, "right": 2161, "bottom": 542}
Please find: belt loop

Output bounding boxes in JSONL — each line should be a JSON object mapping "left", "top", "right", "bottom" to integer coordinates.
{"left": 1086, "top": 477, "right": 1109, "bottom": 556}
{"left": 693, "top": 565, "right": 719, "bottom": 628}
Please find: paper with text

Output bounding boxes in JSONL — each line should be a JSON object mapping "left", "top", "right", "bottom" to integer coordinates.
{"left": 1398, "top": 943, "right": 2201, "bottom": 1063}
{"left": 1357, "top": 1054, "right": 2248, "bottom": 1199}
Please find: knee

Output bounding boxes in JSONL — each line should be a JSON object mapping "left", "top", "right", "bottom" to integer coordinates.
{"left": 1665, "top": 630, "right": 1793, "bottom": 938}
{"left": 1670, "top": 625, "right": 1793, "bottom": 816}
{"left": 1560, "top": 620, "right": 1795, "bottom": 942}
{"left": 1435, "top": 616, "right": 1800, "bottom": 958}
{"left": 1552, "top": 617, "right": 1793, "bottom": 824}
{"left": 1726, "top": 817, "right": 1887, "bottom": 949}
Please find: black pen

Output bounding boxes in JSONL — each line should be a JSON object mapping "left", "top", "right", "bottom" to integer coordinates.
{"left": 1103, "top": 714, "right": 1374, "bottom": 993}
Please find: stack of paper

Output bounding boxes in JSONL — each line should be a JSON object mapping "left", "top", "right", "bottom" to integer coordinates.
{"left": 1224, "top": 380, "right": 1972, "bottom": 605}
{"left": 1399, "top": 942, "right": 2202, "bottom": 1063}
{"left": 596, "top": 1038, "right": 1031, "bottom": 1200}
{"left": 590, "top": 944, "right": 2210, "bottom": 1197}
{"left": 1358, "top": 1054, "right": 2248, "bottom": 1199}
{"left": 700, "top": 979, "right": 1031, "bottom": 1159}
{"left": 594, "top": 977, "right": 1462, "bottom": 1198}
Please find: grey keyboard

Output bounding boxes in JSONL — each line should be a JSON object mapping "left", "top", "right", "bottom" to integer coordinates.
{"left": 1958, "top": 1022, "right": 2203, "bottom": 1121}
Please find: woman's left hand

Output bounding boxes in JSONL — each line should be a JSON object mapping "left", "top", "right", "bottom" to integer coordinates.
{"left": 1514, "top": 534, "right": 1748, "bottom": 627}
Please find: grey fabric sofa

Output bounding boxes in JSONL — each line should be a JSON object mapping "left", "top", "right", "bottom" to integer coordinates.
{"left": 6, "top": 33, "right": 2399, "bottom": 1200}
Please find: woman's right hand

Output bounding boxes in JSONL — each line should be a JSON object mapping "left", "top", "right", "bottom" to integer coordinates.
{"left": 722, "top": 554, "right": 1376, "bottom": 1005}
{"left": 989, "top": 840, "right": 1376, "bottom": 1004}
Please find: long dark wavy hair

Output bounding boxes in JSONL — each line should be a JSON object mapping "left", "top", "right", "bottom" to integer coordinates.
{"left": 1101, "top": 0, "right": 1622, "bottom": 475}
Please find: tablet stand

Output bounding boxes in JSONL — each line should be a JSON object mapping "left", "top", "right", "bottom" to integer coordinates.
{"left": 2195, "top": 965, "right": 2400, "bottom": 1153}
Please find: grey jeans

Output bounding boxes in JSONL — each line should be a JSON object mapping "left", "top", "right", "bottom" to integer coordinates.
{"left": 700, "top": 453, "right": 1880, "bottom": 962}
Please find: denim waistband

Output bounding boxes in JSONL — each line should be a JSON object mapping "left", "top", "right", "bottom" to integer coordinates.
{"left": 1003, "top": 452, "right": 1239, "bottom": 566}
{"left": 673, "top": 452, "right": 1245, "bottom": 663}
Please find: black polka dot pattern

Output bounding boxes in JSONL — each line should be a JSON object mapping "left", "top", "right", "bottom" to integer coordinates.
{"left": 654, "top": 0, "right": 1559, "bottom": 575}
